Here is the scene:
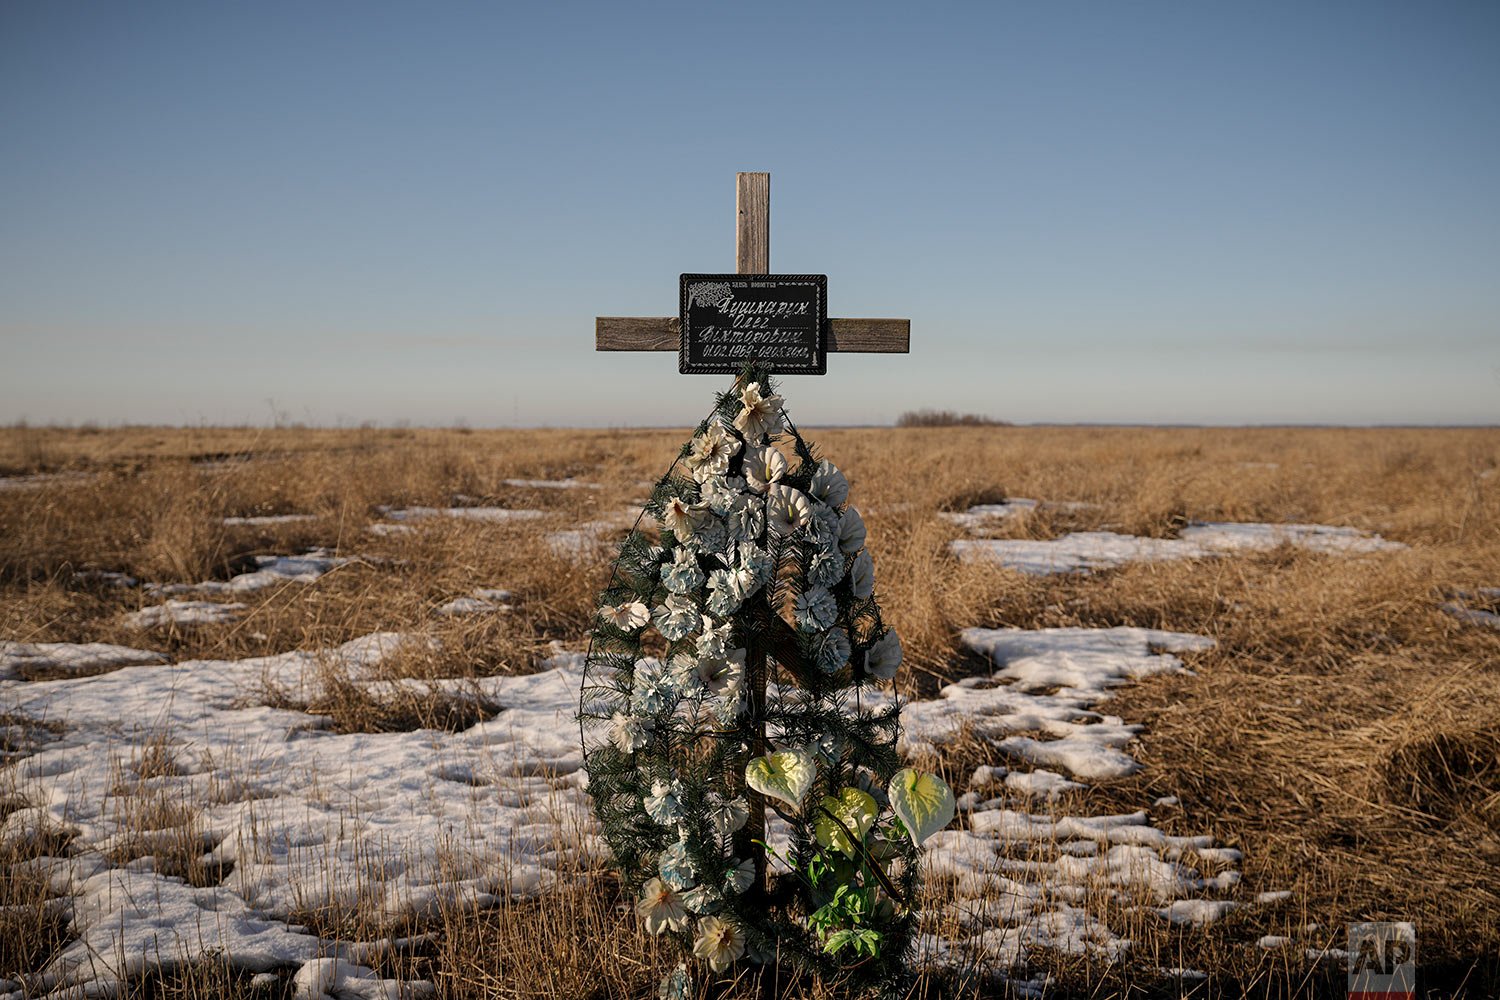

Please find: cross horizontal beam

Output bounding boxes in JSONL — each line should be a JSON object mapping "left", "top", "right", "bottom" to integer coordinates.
{"left": 595, "top": 316, "right": 909, "bottom": 353}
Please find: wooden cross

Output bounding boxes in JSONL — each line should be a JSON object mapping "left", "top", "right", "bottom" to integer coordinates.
{"left": 594, "top": 172, "right": 910, "bottom": 362}
{"left": 593, "top": 171, "right": 908, "bottom": 894}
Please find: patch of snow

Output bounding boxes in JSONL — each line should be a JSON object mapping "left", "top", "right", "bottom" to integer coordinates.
{"left": 941, "top": 499, "right": 1102, "bottom": 533}
{"left": 1258, "top": 935, "right": 1292, "bottom": 948}
{"left": 952, "top": 521, "right": 1404, "bottom": 575}
{"left": 122, "top": 600, "right": 248, "bottom": 629}
{"left": 366, "top": 522, "right": 415, "bottom": 536}
{"left": 502, "top": 478, "right": 601, "bottom": 490}
{"left": 1153, "top": 795, "right": 1179, "bottom": 808}
{"left": 145, "top": 549, "right": 352, "bottom": 595}
{"left": 225, "top": 513, "right": 320, "bottom": 526}
{"left": 546, "top": 509, "right": 639, "bottom": 558}
{"left": 5, "top": 615, "right": 1254, "bottom": 989}
{"left": 2, "top": 636, "right": 593, "bottom": 997}
{"left": 378, "top": 506, "right": 547, "bottom": 524}
{"left": 435, "top": 590, "right": 515, "bottom": 617}
{"left": 884, "top": 626, "right": 1243, "bottom": 972}
{"left": 939, "top": 499, "right": 1040, "bottom": 530}
{"left": 0, "top": 641, "right": 165, "bottom": 681}
{"left": 1440, "top": 596, "right": 1500, "bottom": 630}
{"left": 1256, "top": 890, "right": 1293, "bottom": 904}
{"left": 72, "top": 569, "right": 138, "bottom": 588}
{"left": 0, "top": 471, "right": 94, "bottom": 491}
{"left": 292, "top": 957, "right": 433, "bottom": 1000}
{"left": 20, "top": 868, "right": 323, "bottom": 997}
{"left": 1158, "top": 899, "right": 1240, "bottom": 925}
{"left": 1003, "top": 769, "right": 1084, "bottom": 799}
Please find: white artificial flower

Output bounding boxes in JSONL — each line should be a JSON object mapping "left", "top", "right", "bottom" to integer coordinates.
{"left": 849, "top": 548, "right": 875, "bottom": 600}
{"left": 631, "top": 658, "right": 681, "bottom": 715}
{"left": 598, "top": 601, "right": 650, "bottom": 631}
{"left": 697, "top": 647, "right": 746, "bottom": 695}
{"left": 715, "top": 669, "right": 747, "bottom": 722}
{"left": 867, "top": 630, "right": 903, "bottom": 681}
{"left": 793, "top": 586, "right": 839, "bottom": 632}
{"left": 706, "top": 794, "right": 749, "bottom": 839}
{"left": 808, "top": 547, "right": 845, "bottom": 588}
{"left": 645, "top": 779, "right": 685, "bottom": 826}
{"left": 837, "top": 507, "right": 867, "bottom": 555}
{"left": 686, "top": 422, "right": 741, "bottom": 482}
{"left": 723, "top": 857, "right": 756, "bottom": 895}
{"left": 700, "top": 474, "right": 748, "bottom": 517}
{"left": 636, "top": 877, "right": 689, "bottom": 935}
{"left": 737, "top": 542, "right": 775, "bottom": 590}
{"left": 733, "top": 382, "right": 784, "bottom": 440}
{"left": 742, "top": 445, "right": 788, "bottom": 493}
{"left": 726, "top": 496, "right": 765, "bottom": 543}
{"left": 813, "top": 627, "right": 851, "bottom": 675}
{"left": 696, "top": 617, "right": 735, "bottom": 660}
{"left": 680, "top": 514, "right": 729, "bottom": 557}
{"left": 652, "top": 594, "right": 701, "bottom": 642}
{"left": 766, "top": 484, "right": 812, "bottom": 537}
{"left": 706, "top": 563, "right": 757, "bottom": 616}
{"left": 692, "top": 915, "right": 747, "bottom": 972}
{"left": 659, "top": 496, "right": 703, "bottom": 539}
{"left": 609, "top": 711, "right": 651, "bottom": 753}
{"left": 680, "top": 886, "right": 720, "bottom": 916}
{"left": 809, "top": 460, "right": 849, "bottom": 507}
{"left": 661, "top": 547, "right": 706, "bottom": 595}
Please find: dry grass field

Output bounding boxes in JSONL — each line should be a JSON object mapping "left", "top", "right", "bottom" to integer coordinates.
{"left": 1, "top": 420, "right": 1496, "bottom": 999}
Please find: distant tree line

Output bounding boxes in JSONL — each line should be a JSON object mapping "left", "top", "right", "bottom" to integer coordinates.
{"left": 895, "top": 409, "right": 1011, "bottom": 428}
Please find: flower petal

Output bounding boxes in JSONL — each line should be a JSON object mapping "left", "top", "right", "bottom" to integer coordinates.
{"left": 813, "top": 786, "right": 879, "bottom": 856}
{"left": 888, "top": 768, "right": 956, "bottom": 847}
{"left": 744, "top": 749, "right": 817, "bottom": 810}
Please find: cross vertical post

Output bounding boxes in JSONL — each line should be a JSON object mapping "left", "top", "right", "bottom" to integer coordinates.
{"left": 736, "top": 171, "right": 769, "bottom": 274}
{"left": 736, "top": 171, "right": 771, "bottom": 895}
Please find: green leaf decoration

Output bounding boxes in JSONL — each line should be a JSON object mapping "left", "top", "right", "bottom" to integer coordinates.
{"left": 745, "top": 750, "right": 817, "bottom": 810}
{"left": 813, "top": 786, "right": 878, "bottom": 856}
{"left": 888, "top": 769, "right": 955, "bottom": 847}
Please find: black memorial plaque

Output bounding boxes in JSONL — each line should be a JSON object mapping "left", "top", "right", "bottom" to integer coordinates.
{"left": 679, "top": 274, "right": 827, "bottom": 375}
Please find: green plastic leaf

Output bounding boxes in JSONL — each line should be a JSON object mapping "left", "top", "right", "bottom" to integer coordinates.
{"left": 813, "top": 786, "right": 878, "bottom": 856}
{"left": 888, "top": 768, "right": 956, "bottom": 847}
{"left": 745, "top": 750, "right": 817, "bottom": 810}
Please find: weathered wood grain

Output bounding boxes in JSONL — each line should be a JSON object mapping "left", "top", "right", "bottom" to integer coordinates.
{"left": 595, "top": 316, "right": 909, "bottom": 353}
{"left": 736, "top": 172, "right": 769, "bottom": 275}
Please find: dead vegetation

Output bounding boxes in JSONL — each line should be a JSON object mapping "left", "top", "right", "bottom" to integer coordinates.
{"left": 1, "top": 422, "right": 1497, "bottom": 997}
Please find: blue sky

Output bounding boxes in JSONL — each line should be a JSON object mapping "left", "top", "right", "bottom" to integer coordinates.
{"left": 2, "top": 1, "right": 1496, "bottom": 427}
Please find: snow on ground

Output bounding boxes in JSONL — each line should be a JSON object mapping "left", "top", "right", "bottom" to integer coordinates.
{"left": 501, "top": 478, "right": 601, "bottom": 490}
{"left": 894, "top": 627, "right": 1253, "bottom": 973}
{"left": 0, "top": 472, "right": 95, "bottom": 491}
{"left": 435, "top": 589, "right": 515, "bottom": 617}
{"left": 3, "top": 614, "right": 1263, "bottom": 990}
{"left": 1440, "top": 589, "right": 1500, "bottom": 631}
{"left": 72, "top": 570, "right": 138, "bottom": 588}
{"left": 939, "top": 499, "right": 1102, "bottom": 533}
{"left": 545, "top": 509, "right": 640, "bottom": 558}
{"left": 0, "top": 641, "right": 166, "bottom": 681}
{"left": 122, "top": 600, "right": 248, "bottom": 629}
{"left": 1, "top": 636, "right": 591, "bottom": 998}
{"left": 145, "top": 550, "right": 352, "bottom": 596}
{"left": 952, "top": 522, "right": 1404, "bottom": 575}
{"left": 224, "top": 514, "right": 320, "bottom": 526}
{"left": 377, "top": 506, "right": 547, "bottom": 524}
{"left": 938, "top": 499, "right": 1039, "bottom": 529}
